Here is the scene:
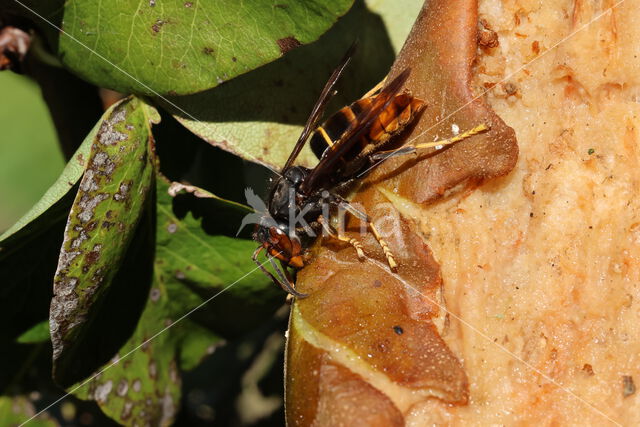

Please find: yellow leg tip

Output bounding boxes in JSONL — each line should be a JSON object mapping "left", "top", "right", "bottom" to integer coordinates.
{"left": 388, "top": 256, "right": 398, "bottom": 270}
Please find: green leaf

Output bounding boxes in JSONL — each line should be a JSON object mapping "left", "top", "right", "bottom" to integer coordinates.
{"left": 71, "top": 277, "right": 218, "bottom": 426}
{"left": 57, "top": 0, "right": 354, "bottom": 95}
{"left": 16, "top": 320, "right": 50, "bottom": 344}
{"left": 161, "top": 0, "right": 420, "bottom": 168}
{"left": 50, "top": 96, "right": 158, "bottom": 383}
{"left": 155, "top": 177, "right": 281, "bottom": 317}
{"left": 0, "top": 396, "right": 58, "bottom": 427}
{"left": 167, "top": 181, "right": 251, "bottom": 213}
{"left": 0, "top": 71, "right": 64, "bottom": 231}
{"left": 71, "top": 177, "right": 280, "bottom": 425}
{"left": 0, "top": 116, "right": 93, "bottom": 243}
{"left": 25, "top": 53, "right": 105, "bottom": 160}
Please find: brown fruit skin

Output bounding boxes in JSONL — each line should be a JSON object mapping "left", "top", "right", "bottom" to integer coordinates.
{"left": 286, "top": 325, "right": 405, "bottom": 427}
{"left": 285, "top": 0, "right": 518, "bottom": 424}
{"left": 369, "top": 0, "right": 518, "bottom": 204}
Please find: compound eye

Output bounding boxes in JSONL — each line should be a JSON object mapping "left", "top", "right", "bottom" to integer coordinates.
{"left": 268, "top": 227, "right": 293, "bottom": 254}
{"left": 268, "top": 226, "right": 284, "bottom": 243}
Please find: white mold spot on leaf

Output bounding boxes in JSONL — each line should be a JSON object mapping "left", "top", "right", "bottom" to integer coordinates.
{"left": 94, "top": 380, "right": 113, "bottom": 404}
{"left": 116, "top": 379, "right": 128, "bottom": 397}
{"left": 78, "top": 193, "right": 110, "bottom": 223}
{"left": 58, "top": 250, "right": 82, "bottom": 272}
{"left": 93, "top": 152, "right": 109, "bottom": 167}
{"left": 113, "top": 182, "right": 130, "bottom": 202}
{"left": 149, "top": 360, "right": 157, "bottom": 379}
{"left": 149, "top": 288, "right": 161, "bottom": 302}
{"left": 121, "top": 400, "right": 133, "bottom": 420}
{"left": 81, "top": 169, "right": 99, "bottom": 192}
{"left": 160, "top": 390, "right": 176, "bottom": 425}
{"left": 71, "top": 230, "right": 89, "bottom": 249}
{"left": 99, "top": 108, "right": 128, "bottom": 146}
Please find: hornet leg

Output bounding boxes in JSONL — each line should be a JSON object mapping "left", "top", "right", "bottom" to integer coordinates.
{"left": 370, "top": 123, "right": 489, "bottom": 162}
{"left": 332, "top": 199, "right": 398, "bottom": 270}
{"left": 252, "top": 246, "right": 308, "bottom": 298}
{"left": 362, "top": 76, "right": 387, "bottom": 98}
{"left": 318, "top": 215, "right": 366, "bottom": 260}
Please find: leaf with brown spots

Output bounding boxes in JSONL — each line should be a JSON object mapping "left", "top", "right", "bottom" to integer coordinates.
{"left": 286, "top": 0, "right": 517, "bottom": 423}
{"left": 38, "top": 0, "right": 355, "bottom": 95}
{"left": 70, "top": 177, "right": 281, "bottom": 425}
{"left": 277, "top": 36, "right": 302, "bottom": 54}
{"left": 50, "top": 96, "right": 159, "bottom": 385}
{"left": 160, "top": 0, "right": 420, "bottom": 168}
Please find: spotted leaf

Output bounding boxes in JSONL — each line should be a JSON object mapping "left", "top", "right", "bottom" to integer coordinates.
{"left": 50, "top": 96, "right": 158, "bottom": 385}
{"left": 160, "top": 0, "right": 416, "bottom": 168}
{"left": 46, "top": 0, "right": 355, "bottom": 95}
{"left": 69, "top": 177, "right": 280, "bottom": 425}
